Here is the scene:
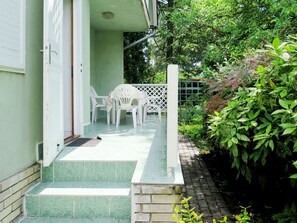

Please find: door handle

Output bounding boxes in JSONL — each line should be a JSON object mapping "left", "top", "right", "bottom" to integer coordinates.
{"left": 48, "top": 44, "right": 58, "bottom": 64}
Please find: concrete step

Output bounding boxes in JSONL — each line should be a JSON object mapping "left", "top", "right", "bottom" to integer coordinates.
{"left": 42, "top": 160, "right": 136, "bottom": 183}
{"left": 18, "top": 217, "right": 130, "bottom": 223}
{"left": 24, "top": 182, "right": 131, "bottom": 219}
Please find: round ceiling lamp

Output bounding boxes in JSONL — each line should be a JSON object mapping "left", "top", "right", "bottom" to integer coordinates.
{"left": 102, "top": 11, "right": 114, "bottom": 19}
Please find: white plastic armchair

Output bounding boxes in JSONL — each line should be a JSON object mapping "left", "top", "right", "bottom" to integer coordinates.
{"left": 113, "top": 84, "right": 141, "bottom": 128}
{"left": 90, "top": 86, "right": 111, "bottom": 125}
{"left": 143, "top": 89, "right": 165, "bottom": 123}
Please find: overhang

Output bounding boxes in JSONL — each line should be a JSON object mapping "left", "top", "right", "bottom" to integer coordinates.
{"left": 90, "top": 0, "right": 151, "bottom": 32}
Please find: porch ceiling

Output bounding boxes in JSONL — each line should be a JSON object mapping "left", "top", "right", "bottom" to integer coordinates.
{"left": 90, "top": 0, "right": 149, "bottom": 32}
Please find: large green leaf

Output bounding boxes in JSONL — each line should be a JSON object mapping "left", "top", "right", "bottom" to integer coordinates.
{"left": 280, "top": 123, "right": 296, "bottom": 129}
{"left": 271, "top": 109, "right": 287, "bottom": 115}
{"left": 282, "top": 127, "right": 296, "bottom": 135}
{"left": 240, "top": 134, "right": 250, "bottom": 142}
{"left": 238, "top": 118, "right": 249, "bottom": 122}
{"left": 242, "top": 151, "right": 248, "bottom": 163}
{"left": 272, "top": 38, "right": 280, "bottom": 49}
{"left": 232, "top": 137, "right": 239, "bottom": 144}
{"left": 279, "top": 99, "right": 289, "bottom": 109}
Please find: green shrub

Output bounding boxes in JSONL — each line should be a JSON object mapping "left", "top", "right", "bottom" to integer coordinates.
{"left": 234, "top": 206, "right": 253, "bottom": 223}
{"left": 173, "top": 197, "right": 253, "bottom": 223}
{"left": 179, "top": 99, "right": 208, "bottom": 146}
{"left": 173, "top": 197, "right": 204, "bottom": 223}
{"left": 208, "top": 36, "right": 297, "bottom": 184}
{"left": 272, "top": 203, "right": 297, "bottom": 223}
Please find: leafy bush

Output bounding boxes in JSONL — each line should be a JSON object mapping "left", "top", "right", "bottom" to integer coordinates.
{"left": 234, "top": 206, "right": 253, "bottom": 223}
{"left": 203, "top": 53, "right": 270, "bottom": 115}
{"left": 173, "top": 197, "right": 205, "bottom": 223}
{"left": 179, "top": 98, "right": 208, "bottom": 146}
{"left": 291, "top": 161, "right": 297, "bottom": 180}
{"left": 208, "top": 36, "right": 297, "bottom": 184}
{"left": 173, "top": 197, "right": 252, "bottom": 223}
{"left": 272, "top": 203, "right": 297, "bottom": 223}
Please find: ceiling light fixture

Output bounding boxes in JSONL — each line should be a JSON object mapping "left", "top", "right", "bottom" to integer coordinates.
{"left": 102, "top": 11, "right": 114, "bottom": 19}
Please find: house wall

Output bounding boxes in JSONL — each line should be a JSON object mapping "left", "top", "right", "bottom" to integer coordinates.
{"left": 90, "top": 27, "right": 96, "bottom": 91}
{"left": 91, "top": 31, "right": 124, "bottom": 95}
{"left": 0, "top": 1, "right": 42, "bottom": 222}
{"left": 82, "top": 0, "right": 91, "bottom": 125}
{"left": 0, "top": 0, "right": 43, "bottom": 182}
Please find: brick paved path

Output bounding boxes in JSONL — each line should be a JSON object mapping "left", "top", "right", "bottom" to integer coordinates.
{"left": 178, "top": 135, "right": 231, "bottom": 222}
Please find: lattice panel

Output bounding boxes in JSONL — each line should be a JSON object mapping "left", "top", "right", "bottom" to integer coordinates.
{"left": 132, "top": 84, "right": 167, "bottom": 113}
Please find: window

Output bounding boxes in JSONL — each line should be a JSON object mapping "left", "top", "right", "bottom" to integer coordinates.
{"left": 0, "top": 0, "right": 25, "bottom": 73}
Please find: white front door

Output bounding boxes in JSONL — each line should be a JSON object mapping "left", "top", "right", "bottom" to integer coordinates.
{"left": 43, "top": 0, "right": 64, "bottom": 167}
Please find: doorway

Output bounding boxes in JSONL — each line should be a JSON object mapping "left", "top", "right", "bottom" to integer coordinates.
{"left": 63, "top": 0, "right": 74, "bottom": 141}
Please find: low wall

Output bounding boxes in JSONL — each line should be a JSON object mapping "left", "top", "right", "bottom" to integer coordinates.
{"left": 132, "top": 184, "right": 182, "bottom": 222}
{"left": 0, "top": 164, "right": 40, "bottom": 223}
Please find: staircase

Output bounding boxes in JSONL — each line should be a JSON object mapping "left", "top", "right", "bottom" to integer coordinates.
{"left": 19, "top": 159, "right": 136, "bottom": 223}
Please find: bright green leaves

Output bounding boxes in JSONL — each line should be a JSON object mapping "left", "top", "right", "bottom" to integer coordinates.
{"left": 240, "top": 134, "right": 250, "bottom": 142}
{"left": 173, "top": 197, "right": 204, "bottom": 223}
{"left": 282, "top": 127, "right": 296, "bottom": 135}
{"left": 272, "top": 38, "right": 281, "bottom": 49}
{"left": 232, "top": 137, "right": 239, "bottom": 144}
{"left": 208, "top": 36, "right": 297, "bottom": 184}
{"left": 279, "top": 99, "right": 289, "bottom": 109}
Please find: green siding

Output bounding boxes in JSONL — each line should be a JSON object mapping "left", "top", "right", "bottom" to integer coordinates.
{"left": 82, "top": 0, "right": 91, "bottom": 125}
{"left": 90, "top": 30, "right": 123, "bottom": 96}
{"left": 0, "top": 0, "right": 43, "bottom": 181}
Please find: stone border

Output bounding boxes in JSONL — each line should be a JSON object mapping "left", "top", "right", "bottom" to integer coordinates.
{"left": 0, "top": 164, "right": 40, "bottom": 223}
{"left": 132, "top": 184, "right": 182, "bottom": 222}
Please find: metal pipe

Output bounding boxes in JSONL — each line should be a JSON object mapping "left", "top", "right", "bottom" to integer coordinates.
{"left": 124, "top": 31, "right": 157, "bottom": 51}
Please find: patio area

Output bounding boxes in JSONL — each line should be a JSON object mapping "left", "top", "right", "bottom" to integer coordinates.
{"left": 81, "top": 114, "right": 183, "bottom": 185}
{"left": 20, "top": 114, "right": 183, "bottom": 222}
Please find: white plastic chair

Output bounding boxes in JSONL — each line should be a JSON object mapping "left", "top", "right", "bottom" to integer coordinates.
{"left": 90, "top": 86, "right": 110, "bottom": 125}
{"left": 113, "top": 84, "right": 141, "bottom": 128}
{"left": 143, "top": 89, "right": 165, "bottom": 123}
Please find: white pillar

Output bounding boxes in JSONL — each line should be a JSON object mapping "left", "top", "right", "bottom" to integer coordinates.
{"left": 167, "top": 64, "right": 178, "bottom": 173}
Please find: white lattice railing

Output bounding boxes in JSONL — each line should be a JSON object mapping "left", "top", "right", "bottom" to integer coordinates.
{"left": 132, "top": 84, "right": 167, "bottom": 112}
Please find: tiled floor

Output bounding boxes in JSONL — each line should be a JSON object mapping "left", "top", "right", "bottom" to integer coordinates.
{"left": 20, "top": 217, "right": 130, "bottom": 223}
{"left": 60, "top": 115, "right": 183, "bottom": 185}
{"left": 19, "top": 114, "right": 184, "bottom": 222}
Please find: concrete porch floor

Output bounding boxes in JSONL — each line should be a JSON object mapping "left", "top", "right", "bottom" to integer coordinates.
{"left": 60, "top": 114, "right": 183, "bottom": 185}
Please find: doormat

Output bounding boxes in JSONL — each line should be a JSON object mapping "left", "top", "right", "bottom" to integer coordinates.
{"left": 66, "top": 138, "right": 101, "bottom": 147}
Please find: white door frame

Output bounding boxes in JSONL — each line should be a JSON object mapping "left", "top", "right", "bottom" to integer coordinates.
{"left": 72, "top": 0, "right": 84, "bottom": 136}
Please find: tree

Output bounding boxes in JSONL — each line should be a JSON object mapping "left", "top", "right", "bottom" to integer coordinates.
{"left": 124, "top": 32, "right": 150, "bottom": 83}
{"left": 152, "top": 0, "right": 297, "bottom": 77}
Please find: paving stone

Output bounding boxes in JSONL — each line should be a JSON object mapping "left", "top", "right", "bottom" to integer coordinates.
{"left": 178, "top": 135, "right": 230, "bottom": 221}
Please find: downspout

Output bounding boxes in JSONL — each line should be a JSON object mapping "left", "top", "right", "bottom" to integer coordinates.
{"left": 124, "top": 31, "right": 157, "bottom": 51}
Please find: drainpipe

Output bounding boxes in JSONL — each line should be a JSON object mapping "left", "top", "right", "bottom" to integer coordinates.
{"left": 124, "top": 31, "right": 157, "bottom": 51}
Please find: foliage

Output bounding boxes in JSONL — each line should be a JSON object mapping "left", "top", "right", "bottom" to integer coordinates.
{"left": 291, "top": 161, "right": 297, "bottom": 180}
{"left": 179, "top": 97, "right": 208, "bottom": 146}
{"left": 234, "top": 206, "right": 253, "bottom": 223}
{"left": 151, "top": 71, "right": 167, "bottom": 84}
{"left": 173, "top": 197, "right": 204, "bottom": 223}
{"left": 204, "top": 53, "right": 270, "bottom": 115}
{"left": 173, "top": 197, "right": 254, "bottom": 223}
{"left": 208, "top": 36, "right": 297, "bottom": 184}
{"left": 153, "top": 0, "right": 297, "bottom": 77}
{"left": 272, "top": 203, "right": 297, "bottom": 223}
{"left": 124, "top": 32, "right": 151, "bottom": 83}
